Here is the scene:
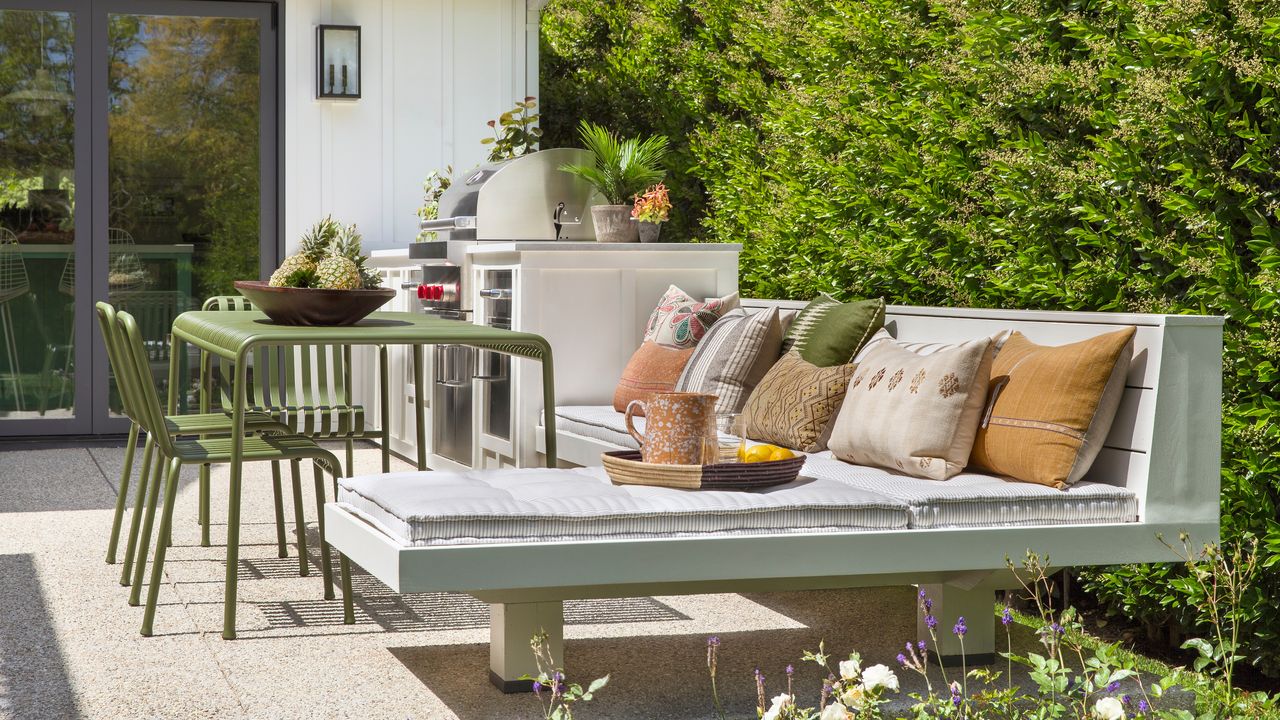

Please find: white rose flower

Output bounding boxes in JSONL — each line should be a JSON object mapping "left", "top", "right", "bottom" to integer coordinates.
{"left": 860, "top": 664, "right": 900, "bottom": 693}
{"left": 838, "top": 658, "right": 861, "bottom": 681}
{"left": 1093, "top": 696, "right": 1125, "bottom": 720}
{"left": 840, "top": 686, "right": 867, "bottom": 710}
{"left": 819, "top": 702, "right": 849, "bottom": 720}
{"left": 762, "top": 693, "right": 792, "bottom": 720}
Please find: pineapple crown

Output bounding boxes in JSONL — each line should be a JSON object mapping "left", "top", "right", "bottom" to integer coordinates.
{"left": 296, "top": 215, "right": 382, "bottom": 289}
{"left": 299, "top": 215, "right": 342, "bottom": 263}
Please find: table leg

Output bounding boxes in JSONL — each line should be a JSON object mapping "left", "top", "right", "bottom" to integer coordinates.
{"left": 379, "top": 345, "right": 390, "bottom": 474}
{"left": 413, "top": 344, "right": 426, "bottom": 471}
{"left": 540, "top": 349, "right": 556, "bottom": 468}
{"left": 199, "top": 351, "right": 211, "bottom": 543}
{"left": 222, "top": 356, "right": 248, "bottom": 640}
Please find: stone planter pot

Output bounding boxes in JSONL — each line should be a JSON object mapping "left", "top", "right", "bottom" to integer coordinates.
{"left": 591, "top": 205, "right": 640, "bottom": 243}
{"left": 636, "top": 220, "right": 663, "bottom": 243}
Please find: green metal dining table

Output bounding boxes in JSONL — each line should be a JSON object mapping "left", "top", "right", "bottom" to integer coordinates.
{"left": 166, "top": 309, "right": 558, "bottom": 639}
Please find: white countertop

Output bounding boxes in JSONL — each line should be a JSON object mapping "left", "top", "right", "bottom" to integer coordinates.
{"left": 466, "top": 241, "right": 741, "bottom": 254}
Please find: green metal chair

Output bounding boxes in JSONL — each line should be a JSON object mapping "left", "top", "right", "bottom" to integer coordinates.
{"left": 200, "top": 295, "right": 380, "bottom": 578}
{"left": 108, "top": 305, "right": 344, "bottom": 637}
{"left": 95, "top": 303, "right": 296, "bottom": 592}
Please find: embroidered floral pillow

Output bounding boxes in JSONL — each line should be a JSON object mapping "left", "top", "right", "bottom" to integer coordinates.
{"left": 643, "top": 285, "right": 740, "bottom": 349}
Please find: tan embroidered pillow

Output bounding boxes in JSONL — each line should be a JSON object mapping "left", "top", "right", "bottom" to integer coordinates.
{"left": 613, "top": 342, "right": 696, "bottom": 415}
{"left": 742, "top": 352, "right": 856, "bottom": 452}
{"left": 828, "top": 337, "right": 995, "bottom": 480}
{"left": 969, "top": 328, "right": 1136, "bottom": 488}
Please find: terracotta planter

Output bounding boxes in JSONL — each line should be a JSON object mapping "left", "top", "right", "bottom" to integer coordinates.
{"left": 591, "top": 205, "right": 640, "bottom": 243}
{"left": 636, "top": 220, "right": 663, "bottom": 243}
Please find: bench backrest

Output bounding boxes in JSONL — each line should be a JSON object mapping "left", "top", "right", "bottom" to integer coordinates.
{"left": 741, "top": 300, "right": 1223, "bottom": 526}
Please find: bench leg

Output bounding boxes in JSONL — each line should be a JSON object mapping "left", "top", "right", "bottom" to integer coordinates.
{"left": 917, "top": 584, "right": 996, "bottom": 667}
{"left": 488, "top": 601, "right": 564, "bottom": 693}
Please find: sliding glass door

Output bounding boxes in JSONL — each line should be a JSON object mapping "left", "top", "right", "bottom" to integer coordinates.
{"left": 0, "top": 0, "right": 276, "bottom": 435}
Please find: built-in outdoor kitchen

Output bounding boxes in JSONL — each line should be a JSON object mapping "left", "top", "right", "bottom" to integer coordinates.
{"left": 357, "top": 148, "right": 740, "bottom": 470}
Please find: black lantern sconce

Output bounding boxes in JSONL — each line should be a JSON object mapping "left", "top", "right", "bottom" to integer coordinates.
{"left": 317, "top": 25, "right": 361, "bottom": 99}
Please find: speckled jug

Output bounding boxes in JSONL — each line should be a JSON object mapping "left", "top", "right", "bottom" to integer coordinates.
{"left": 624, "top": 392, "right": 718, "bottom": 465}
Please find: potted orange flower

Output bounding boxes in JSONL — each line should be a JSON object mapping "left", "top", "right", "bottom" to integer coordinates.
{"left": 631, "top": 183, "right": 671, "bottom": 243}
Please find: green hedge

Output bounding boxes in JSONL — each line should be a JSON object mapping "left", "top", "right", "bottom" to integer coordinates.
{"left": 541, "top": 0, "right": 1280, "bottom": 674}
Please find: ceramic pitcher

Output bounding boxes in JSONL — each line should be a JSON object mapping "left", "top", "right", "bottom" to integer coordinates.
{"left": 624, "top": 392, "right": 719, "bottom": 465}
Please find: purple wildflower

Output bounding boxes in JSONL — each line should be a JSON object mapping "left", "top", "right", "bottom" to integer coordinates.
{"left": 950, "top": 682, "right": 962, "bottom": 707}
{"left": 1001, "top": 607, "right": 1013, "bottom": 626}
{"left": 532, "top": 681, "right": 542, "bottom": 695}
{"left": 897, "top": 653, "right": 909, "bottom": 666}
{"left": 1139, "top": 699, "right": 1149, "bottom": 712}
{"left": 926, "top": 614, "right": 938, "bottom": 630}
{"left": 708, "top": 636, "right": 720, "bottom": 647}
{"left": 1051, "top": 622, "right": 1064, "bottom": 636}
{"left": 953, "top": 616, "right": 967, "bottom": 637}
{"left": 786, "top": 664, "right": 794, "bottom": 676}
{"left": 1107, "top": 681, "right": 1121, "bottom": 693}
{"left": 1123, "top": 694, "right": 1131, "bottom": 704}
{"left": 924, "top": 598, "right": 933, "bottom": 612}
{"left": 917, "top": 640, "right": 927, "bottom": 653}
{"left": 553, "top": 671, "right": 564, "bottom": 682}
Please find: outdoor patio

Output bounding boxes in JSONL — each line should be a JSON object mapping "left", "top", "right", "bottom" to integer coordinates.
{"left": 0, "top": 440, "right": 949, "bottom": 719}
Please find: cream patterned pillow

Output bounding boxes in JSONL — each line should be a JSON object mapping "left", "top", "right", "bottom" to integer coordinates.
{"left": 828, "top": 337, "right": 994, "bottom": 479}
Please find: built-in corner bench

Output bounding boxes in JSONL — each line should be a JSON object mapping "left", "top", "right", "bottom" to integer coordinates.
{"left": 324, "top": 301, "right": 1223, "bottom": 691}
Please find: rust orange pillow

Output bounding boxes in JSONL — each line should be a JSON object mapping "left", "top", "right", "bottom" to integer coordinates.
{"left": 969, "top": 327, "right": 1136, "bottom": 488}
{"left": 613, "top": 341, "right": 696, "bottom": 415}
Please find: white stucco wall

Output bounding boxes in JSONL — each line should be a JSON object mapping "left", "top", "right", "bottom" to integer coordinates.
{"left": 282, "top": 0, "right": 534, "bottom": 253}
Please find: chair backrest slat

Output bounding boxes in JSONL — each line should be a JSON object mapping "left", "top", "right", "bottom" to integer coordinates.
{"left": 115, "top": 310, "right": 177, "bottom": 456}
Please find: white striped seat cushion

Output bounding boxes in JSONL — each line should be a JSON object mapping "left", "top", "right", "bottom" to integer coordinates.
{"left": 801, "top": 453, "right": 1138, "bottom": 528}
{"left": 553, "top": 405, "right": 640, "bottom": 449}
{"left": 337, "top": 466, "right": 908, "bottom": 546}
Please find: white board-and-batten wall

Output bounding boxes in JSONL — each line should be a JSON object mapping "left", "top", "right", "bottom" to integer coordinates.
{"left": 281, "top": 0, "right": 541, "bottom": 255}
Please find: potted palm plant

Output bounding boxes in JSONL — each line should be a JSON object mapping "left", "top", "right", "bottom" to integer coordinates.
{"left": 560, "top": 121, "right": 669, "bottom": 243}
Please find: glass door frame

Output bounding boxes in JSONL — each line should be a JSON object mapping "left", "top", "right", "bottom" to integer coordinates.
{"left": 89, "top": 0, "right": 278, "bottom": 435}
{"left": 0, "top": 0, "right": 278, "bottom": 437}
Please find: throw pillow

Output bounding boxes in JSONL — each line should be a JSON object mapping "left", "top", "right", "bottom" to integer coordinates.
{"left": 828, "top": 337, "right": 995, "bottom": 480}
{"left": 853, "top": 327, "right": 1012, "bottom": 364}
{"left": 783, "top": 294, "right": 886, "bottom": 366}
{"left": 643, "top": 285, "right": 740, "bottom": 349}
{"left": 742, "top": 352, "right": 857, "bottom": 452}
{"left": 969, "top": 328, "right": 1136, "bottom": 489}
{"left": 612, "top": 341, "right": 696, "bottom": 414}
{"left": 676, "top": 308, "right": 784, "bottom": 414}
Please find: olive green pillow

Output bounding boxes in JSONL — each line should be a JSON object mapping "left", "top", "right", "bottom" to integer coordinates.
{"left": 782, "top": 294, "right": 886, "bottom": 367}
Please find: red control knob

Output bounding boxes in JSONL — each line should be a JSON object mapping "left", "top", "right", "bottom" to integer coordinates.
{"left": 416, "top": 284, "right": 428, "bottom": 299}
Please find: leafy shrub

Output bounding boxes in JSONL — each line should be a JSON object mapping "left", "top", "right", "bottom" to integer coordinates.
{"left": 541, "top": 0, "right": 1280, "bottom": 674}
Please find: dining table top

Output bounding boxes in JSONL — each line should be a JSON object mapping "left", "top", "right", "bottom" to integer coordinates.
{"left": 169, "top": 310, "right": 554, "bottom": 361}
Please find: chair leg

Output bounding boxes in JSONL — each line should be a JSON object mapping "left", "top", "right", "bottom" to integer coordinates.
{"left": 141, "top": 457, "right": 182, "bottom": 637}
{"left": 198, "top": 463, "right": 211, "bottom": 546}
{"left": 120, "top": 436, "right": 156, "bottom": 586}
{"left": 129, "top": 447, "right": 168, "bottom": 606}
{"left": 0, "top": 302, "right": 24, "bottom": 412}
{"left": 290, "top": 460, "right": 308, "bottom": 577}
{"left": 106, "top": 423, "right": 140, "bottom": 564}
{"left": 271, "top": 462, "right": 288, "bottom": 558}
{"left": 313, "top": 462, "right": 335, "bottom": 601}
{"left": 339, "top": 552, "right": 355, "bottom": 625}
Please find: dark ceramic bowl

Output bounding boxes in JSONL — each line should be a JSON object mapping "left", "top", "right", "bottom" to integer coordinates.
{"left": 234, "top": 280, "right": 395, "bottom": 326}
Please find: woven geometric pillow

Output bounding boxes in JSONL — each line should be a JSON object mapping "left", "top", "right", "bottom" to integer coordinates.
{"left": 742, "top": 351, "right": 856, "bottom": 453}
{"left": 643, "top": 285, "right": 740, "bottom": 349}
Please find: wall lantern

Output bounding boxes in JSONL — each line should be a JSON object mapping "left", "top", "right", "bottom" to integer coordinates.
{"left": 317, "top": 25, "right": 361, "bottom": 99}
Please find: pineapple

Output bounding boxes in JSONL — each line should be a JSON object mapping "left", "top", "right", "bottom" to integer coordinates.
{"left": 327, "top": 223, "right": 382, "bottom": 289}
{"left": 299, "top": 216, "right": 341, "bottom": 263}
{"left": 315, "top": 255, "right": 360, "bottom": 290}
{"left": 268, "top": 253, "right": 316, "bottom": 287}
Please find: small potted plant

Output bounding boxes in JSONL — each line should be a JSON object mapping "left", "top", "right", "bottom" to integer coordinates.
{"left": 411, "top": 167, "right": 452, "bottom": 258}
{"left": 560, "top": 121, "right": 669, "bottom": 243}
{"left": 631, "top": 183, "right": 671, "bottom": 243}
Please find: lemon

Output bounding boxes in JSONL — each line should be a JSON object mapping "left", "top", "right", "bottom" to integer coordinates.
{"left": 768, "top": 446, "right": 795, "bottom": 461}
{"left": 742, "top": 445, "right": 778, "bottom": 463}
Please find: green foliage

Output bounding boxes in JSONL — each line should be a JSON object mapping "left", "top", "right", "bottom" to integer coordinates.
{"left": 483, "top": 97, "right": 542, "bottom": 162}
{"left": 541, "top": 0, "right": 1280, "bottom": 675}
{"left": 559, "top": 121, "right": 669, "bottom": 204}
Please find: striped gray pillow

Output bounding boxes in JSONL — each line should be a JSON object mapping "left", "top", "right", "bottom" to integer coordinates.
{"left": 676, "top": 307, "right": 783, "bottom": 414}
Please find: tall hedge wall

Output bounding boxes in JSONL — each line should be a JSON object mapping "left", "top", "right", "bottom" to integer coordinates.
{"left": 541, "top": 0, "right": 1280, "bottom": 674}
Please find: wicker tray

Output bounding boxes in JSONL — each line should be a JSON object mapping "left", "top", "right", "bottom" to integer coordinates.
{"left": 601, "top": 450, "right": 804, "bottom": 490}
